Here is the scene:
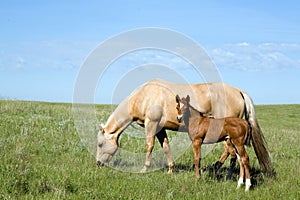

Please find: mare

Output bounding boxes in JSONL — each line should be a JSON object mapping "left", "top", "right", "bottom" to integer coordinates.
{"left": 96, "top": 79, "right": 272, "bottom": 174}
{"left": 176, "top": 95, "right": 252, "bottom": 191}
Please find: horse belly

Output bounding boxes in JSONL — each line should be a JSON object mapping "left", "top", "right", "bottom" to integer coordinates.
{"left": 159, "top": 120, "right": 180, "bottom": 131}
{"left": 203, "top": 119, "right": 225, "bottom": 144}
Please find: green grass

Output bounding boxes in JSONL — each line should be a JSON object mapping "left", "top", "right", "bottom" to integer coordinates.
{"left": 0, "top": 100, "right": 299, "bottom": 199}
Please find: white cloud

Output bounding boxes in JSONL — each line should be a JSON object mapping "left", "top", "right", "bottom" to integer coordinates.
{"left": 208, "top": 43, "right": 300, "bottom": 71}
{"left": 16, "top": 56, "right": 26, "bottom": 69}
{"left": 237, "top": 42, "right": 250, "bottom": 47}
{"left": 2, "top": 40, "right": 299, "bottom": 74}
{"left": 0, "top": 41, "right": 96, "bottom": 71}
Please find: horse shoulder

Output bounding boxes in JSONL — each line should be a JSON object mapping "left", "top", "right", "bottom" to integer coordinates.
{"left": 132, "top": 87, "right": 165, "bottom": 121}
{"left": 189, "top": 117, "right": 209, "bottom": 141}
{"left": 188, "top": 84, "right": 212, "bottom": 114}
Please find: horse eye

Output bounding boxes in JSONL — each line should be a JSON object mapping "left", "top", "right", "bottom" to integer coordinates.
{"left": 98, "top": 143, "right": 103, "bottom": 148}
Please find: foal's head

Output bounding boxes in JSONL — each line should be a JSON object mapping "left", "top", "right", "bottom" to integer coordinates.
{"left": 175, "top": 94, "right": 190, "bottom": 123}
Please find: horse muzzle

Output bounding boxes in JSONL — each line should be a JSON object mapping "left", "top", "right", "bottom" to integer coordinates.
{"left": 177, "top": 115, "right": 183, "bottom": 123}
{"left": 96, "top": 160, "right": 104, "bottom": 167}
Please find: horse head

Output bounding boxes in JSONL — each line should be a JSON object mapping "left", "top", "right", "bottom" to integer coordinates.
{"left": 96, "top": 125, "right": 118, "bottom": 167}
{"left": 175, "top": 94, "right": 190, "bottom": 123}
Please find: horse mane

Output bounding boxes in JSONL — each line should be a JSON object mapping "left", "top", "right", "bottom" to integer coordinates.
{"left": 188, "top": 102, "right": 205, "bottom": 117}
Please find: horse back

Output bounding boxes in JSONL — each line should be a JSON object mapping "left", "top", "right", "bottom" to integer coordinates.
{"left": 125, "top": 79, "right": 246, "bottom": 130}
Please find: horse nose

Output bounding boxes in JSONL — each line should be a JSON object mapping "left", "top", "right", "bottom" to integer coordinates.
{"left": 177, "top": 115, "right": 182, "bottom": 122}
{"left": 97, "top": 160, "right": 104, "bottom": 167}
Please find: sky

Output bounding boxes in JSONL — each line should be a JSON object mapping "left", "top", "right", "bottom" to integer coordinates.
{"left": 1, "top": 0, "right": 300, "bottom": 104}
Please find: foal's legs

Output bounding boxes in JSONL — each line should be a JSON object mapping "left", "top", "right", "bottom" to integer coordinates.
{"left": 192, "top": 138, "right": 203, "bottom": 181}
{"left": 214, "top": 141, "right": 229, "bottom": 173}
{"left": 156, "top": 128, "right": 174, "bottom": 173}
{"left": 214, "top": 140, "right": 237, "bottom": 180}
{"left": 226, "top": 141, "right": 237, "bottom": 180}
{"left": 234, "top": 144, "right": 251, "bottom": 191}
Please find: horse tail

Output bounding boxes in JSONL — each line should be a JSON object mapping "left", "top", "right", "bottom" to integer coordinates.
{"left": 244, "top": 121, "right": 252, "bottom": 147}
{"left": 240, "top": 91, "right": 273, "bottom": 174}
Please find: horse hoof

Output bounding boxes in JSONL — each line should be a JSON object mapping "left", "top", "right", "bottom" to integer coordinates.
{"left": 236, "top": 183, "right": 244, "bottom": 190}
{"left": 167, "top": 163, "right": 174, "bottom": 174}
{"left": 140, "top": 166, "right": 148, "bottom": 173}
{"left": 214, "top": 161, "right": 223, "bottom": 172}
{"left": 245, "top": 179, "right": 251, "bottom": 191}
{"left": 236, "top": 177, "right": 244, "bottom": 189}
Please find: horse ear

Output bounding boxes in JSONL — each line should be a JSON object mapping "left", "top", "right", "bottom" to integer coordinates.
{"left": 175, "top": 94, "right": 180, "bottom": 103}
{"left": 99, "top": 125, "right": 104, "bottom": 133}
{"left": 186, "top": 95, "right": 190, "bottom": 103}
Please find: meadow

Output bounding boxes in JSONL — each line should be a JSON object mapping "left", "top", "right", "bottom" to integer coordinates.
{"left": 0, "top": 100, "right": 299, "bottom": 199}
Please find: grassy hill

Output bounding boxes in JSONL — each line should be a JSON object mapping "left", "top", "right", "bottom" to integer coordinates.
{"left": 0, "top": 100, "right": 299, "bottom": 199}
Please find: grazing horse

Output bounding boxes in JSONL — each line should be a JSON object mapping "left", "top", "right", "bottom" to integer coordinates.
{"left": 96, "top": 79, "right": 272, "bottom": 174}
{"left": 176, "top": 95, "right": 252, "bottom": 191}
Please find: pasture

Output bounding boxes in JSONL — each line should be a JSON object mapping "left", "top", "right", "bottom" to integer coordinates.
{"left": 0, "top": 100, "right": 299, "bottom": 199}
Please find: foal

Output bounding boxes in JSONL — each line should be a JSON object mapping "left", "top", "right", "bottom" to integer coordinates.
{"left": 176, "top": 95, "right": 252, "bottom": 191}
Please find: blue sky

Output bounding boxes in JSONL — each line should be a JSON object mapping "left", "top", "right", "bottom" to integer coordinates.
{"left": 1, "top": 0, "right": 300, "bottom": 104}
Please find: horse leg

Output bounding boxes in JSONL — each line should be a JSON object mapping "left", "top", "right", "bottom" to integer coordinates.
{"left": 214, "top": 141, "right": 228, "bottom": 177}
{"left": 233, "top": 143, "right": 251, "bottom": 191}
{"left": 156, "top": 128, "right": 174, "bottom": 174}
{"left": 192, "top": 139, "right": 202, "bottom": 181}
{"left": 214, "top": 139, "right": 233, "bottom": 177}
{"left": 229, "top": 139, "right": 245, "bottom": 189}
{"left": 214, "top": 140, "right": 237, "bottom": 180}
{"left": 226, "top": 142, "right": 237, "bottom": 181}
{"left": 236, "top": 153, "right": 244, "bottom": 189}
{"left": 236, "top": 145, "right": 251, "bottom": 191}
{"left": 141, "top": 119, "right": 157, "bottom": 173}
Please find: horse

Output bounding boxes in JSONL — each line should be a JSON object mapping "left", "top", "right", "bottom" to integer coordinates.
{"left": 96, "top": 79, "right": 272, "bottom": 174}
{"left": 176, "top": 94, "right": 252, "bottom": 191}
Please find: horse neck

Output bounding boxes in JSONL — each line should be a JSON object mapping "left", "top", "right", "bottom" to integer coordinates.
{"left": 104, "top": 101, "right": 132, "bottom": 136}
{"left": 104, "top": 114, "right": 132, "bottom": 135}
{"left": 183, "top": 105, "right": 204, "bottom": 131}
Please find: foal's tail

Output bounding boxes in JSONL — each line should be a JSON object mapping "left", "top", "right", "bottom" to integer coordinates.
{"left": 241, "top": 92, "right": 273, "bottom": 174}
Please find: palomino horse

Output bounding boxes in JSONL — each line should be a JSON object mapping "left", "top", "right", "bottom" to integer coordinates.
{"left": 96, "top": 79, "right": 272, "bottom": 174}
{"left": 176, "top": 95, "right": 252, "bottom": 191}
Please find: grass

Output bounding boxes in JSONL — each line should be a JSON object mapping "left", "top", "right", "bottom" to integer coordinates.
{"left": 0, "top": 100, "right": 299, "bottom": 199}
